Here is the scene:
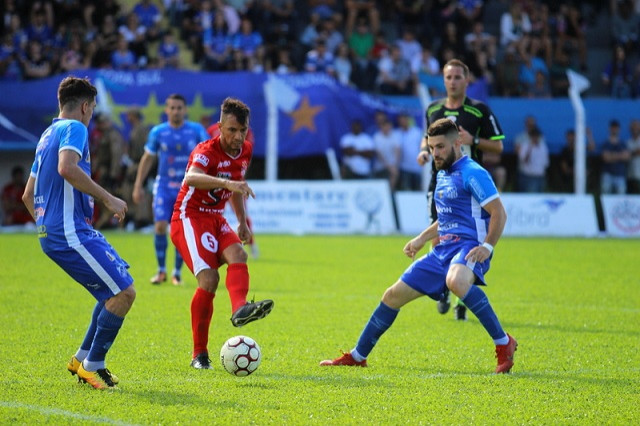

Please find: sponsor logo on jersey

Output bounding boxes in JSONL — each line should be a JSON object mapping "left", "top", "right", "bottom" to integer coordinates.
{"left": 194, "top": 153, "right": 209, "bottom": 166}
{"left": 218, "top": 160, "right": 231, "bottom": 168}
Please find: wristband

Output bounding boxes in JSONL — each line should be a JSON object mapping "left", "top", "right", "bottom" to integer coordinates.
{"left": 481, "top": 242, "right": 494, "bottom": 253}
{"left": 473, "top": 136, "right": 479, "bottom": 145}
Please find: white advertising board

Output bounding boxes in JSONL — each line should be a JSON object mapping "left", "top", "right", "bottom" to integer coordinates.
{"left": 395, "top": 191, "right": 430, "bottom": 235}
{"left": 601, "top": 195, "right": 640, "bottom": 237}
{"left": 395, "top": 192, "right": 599, "bottom": 237}
{"left": 224, "top": 180, "right": 396, "bottom": 235}
{"left": 501, "top": 194, "right": 598, "bottom": 237}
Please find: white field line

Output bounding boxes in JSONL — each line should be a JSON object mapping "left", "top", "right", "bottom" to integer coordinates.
{"left": 0, "top": 401, "right": 139, "bottom": 425}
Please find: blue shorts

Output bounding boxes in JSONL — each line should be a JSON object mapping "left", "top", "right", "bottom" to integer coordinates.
{"left": 400, "top": 239, "right": 491, "bottom": 301}
{"left": 44, "top": 232, "right": 134, "bottom": 302}
{"left": 153, "top": 185, "right": 180, "bottom": 222}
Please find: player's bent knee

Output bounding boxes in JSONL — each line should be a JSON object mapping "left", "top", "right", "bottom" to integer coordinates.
{"left": 197, "top": 269, "right": 220, "bottom": 293}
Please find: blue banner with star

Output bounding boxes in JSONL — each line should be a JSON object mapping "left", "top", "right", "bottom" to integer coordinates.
{"left": 0, "top": 70, "right": 421, "bottom": 156}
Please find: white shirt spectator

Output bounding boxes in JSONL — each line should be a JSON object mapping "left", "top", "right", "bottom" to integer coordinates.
{"left": 340, "top": 131, "right": 375, "bottom": 177}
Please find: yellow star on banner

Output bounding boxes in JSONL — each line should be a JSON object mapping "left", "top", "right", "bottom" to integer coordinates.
{"left": 288, "top": 95, "right": 324, "bottom": 133}
{"left": 139, "top": 92, "right": 166, "bottom": 127}
{"left": 188, "top": 93, "right": 217, "bottom": 124}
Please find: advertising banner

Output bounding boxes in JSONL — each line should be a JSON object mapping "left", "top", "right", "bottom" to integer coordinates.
{"left": 225, "top": 180, "right": 396, "bottom": 235}
{"left": 395, "top": 192, "right": 599, "bottom": 237}
{"left": 601, "top": 195, "right": 640, "bottom": 237}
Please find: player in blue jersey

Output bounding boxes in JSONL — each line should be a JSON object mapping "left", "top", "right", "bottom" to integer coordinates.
{"left": 132, "top": 93, "right": 208, "bottom": 286}
{"left": 22, "top": 76, "right": 136, "bottom": 389}
{"left": 320, "top": 118, "right": 517, "bottom": 373}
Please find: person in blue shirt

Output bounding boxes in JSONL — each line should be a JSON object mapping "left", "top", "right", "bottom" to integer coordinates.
{"left": 320, "top": 118, "right": 517, "bottom": 374}
{"left": 22, "top": 76, "right": 135, "bottom": 390}
{"left": 133, "top": 93, "right": 208, "bottom": 286}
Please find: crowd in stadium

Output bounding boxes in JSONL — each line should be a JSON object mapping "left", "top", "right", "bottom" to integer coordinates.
{"left": 2, "top": 0, "right": 640, "bottom": 228}
{"left": 0, "top": 0, "right": 630, "bottom": 97}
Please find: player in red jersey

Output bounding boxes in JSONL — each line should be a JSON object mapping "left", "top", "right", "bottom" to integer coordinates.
{"left": 170, "top": 97, "right": 274, "bottom": 370}
{"left": 206, "top": 121, "right": 259, "bottom": 258}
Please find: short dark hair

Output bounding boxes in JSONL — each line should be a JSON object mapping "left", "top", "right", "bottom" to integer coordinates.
{"left": 427, "top": 118, "right": 458, "bottom": 139}
{"left": 57, "top": 77, "right": 97, "bottom": 111}
{"left": 220, "top": 97, "right": 250, "bottom": 126}
{"left": 166, "top": 93, "right": 186, "bottom": 105}
{"left": 443, "top": 59, "right": 469, "bottom": 78}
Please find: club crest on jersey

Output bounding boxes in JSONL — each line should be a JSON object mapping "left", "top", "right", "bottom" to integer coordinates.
{"left": 194, "top": 153, "right": 209, "bottom": 167}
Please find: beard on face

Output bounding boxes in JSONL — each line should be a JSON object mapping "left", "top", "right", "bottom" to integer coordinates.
{"left": 435, "top": 146, "right": 456, "bottom": 170}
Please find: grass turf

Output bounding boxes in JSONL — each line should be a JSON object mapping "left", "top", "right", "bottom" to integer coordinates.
{"left": 0, "top": 233, "right": 638, "bottom": 424}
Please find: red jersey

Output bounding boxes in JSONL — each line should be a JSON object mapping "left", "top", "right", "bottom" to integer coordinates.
{"left": 172, "top": 135, "right": 252, "bottom": 219}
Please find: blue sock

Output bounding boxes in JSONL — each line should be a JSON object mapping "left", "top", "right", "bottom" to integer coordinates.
{"left": 78, "top": 301, "right": 105, "bottom": 355}
{"left": 154, "top": 233, "right": 167, "bottom": 271}
{"left": 462, "top": 286, "right": 507, "bottom": 343}
{"left": 85, "top": 308, "right": 124, "bottom": 371}
{"left": 174, "top": 248, "right": 183, "bottom": 276}
{"left": 354, "top": 302, "right": 399, "bottom": 359}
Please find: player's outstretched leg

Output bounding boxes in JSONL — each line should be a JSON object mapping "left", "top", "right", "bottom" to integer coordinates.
{"left": 461, "top": 285, "right": 516, "bottom": 373}
{"left": 320, "top": 301, "right": 399, "bottom": 367}
{"left": 230, "top": 299, "right": 274, "bottom": 327}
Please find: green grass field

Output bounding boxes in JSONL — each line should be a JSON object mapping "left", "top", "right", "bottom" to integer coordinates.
{"left": 1, "top": 233, "right": 639, "bottom": 424}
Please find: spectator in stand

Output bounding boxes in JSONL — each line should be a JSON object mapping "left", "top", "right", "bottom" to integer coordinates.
{"left": 320, "top": 15, "right": 344, "bottom": 54}
{"left": 132, "top": 0, "right": 163, "bottom": 43}
{"left": 627, "top": 119, "right": 640, "bottom": 194}
{"left": 396, "top": 29, "right": 421, "bottom": 64}
{"left": 121, "top": 107, "right": 152, "bottom": 230}
{"left": 300, "top": 12, "right": 322, "bottom": 52}
{"left": 340, "top": 119, "right": 376, "bottom": 179}
{"left": 396, "top": 112, "right": 423, "bottom": 191}
{"left": 393, "top": 0, "right": 427, "bottom": 35}
{"left": 500, "top": 2, "right": 531, "bottom": 61}
{"left": 111, "top": 35, "right": 137, "bottom": 70}
{"left": 2, "top": 166, "right": 33, "bottom": 226}
{"left": 7, "top": 14, "right": 28, "bottom": 54}
{"left": 528, "top": 2, "right": 552, "bottom": 66}
{"left": 308, "top": 0, "right": 341, "bottom": 21}
{"left": 345, "top": 0, "right": 380, "bottom": 37}
{"left": 25, "top": 9, "right": 53, "bottom": 48}
{"left": 119, "top": 13, "right": 147, "bottom": 66}
{"left": 260, "top": 0, "right": 295, "bottom": 47}
{"left": 60, "top": 35, "right": 91, "bottom": 72}
{"left": 601, "top": 119, "right": 630, "bottom": 194}
{"left": 377, "top": 44, "right": 413, "bottom": 95}
{"left": 305, "top": 38, "right": 336, "bottom": 78}
{"left": 602, "top": 45, "right": 633, "bottom": 99}
{"left": 611, "top": 0, "right": 639, "bottom": 55}
{"left": 232, "top": 18, "right": 263, "bottom": 62}
{"left": 516, "top": 126, "right": 549, "bottom": 193}
{"left": 19, "top": 40, "right": 51, "bottom": 80}
{"left": 334, "top": 42, "right": 353, "bottom": 85}
{"left": 548, "top": 47, "right": 572, "bottom": 97}
{"left": 84, "top": 0, "right": 121, "bottom": 31}
{"left": 519, "top": 48, "right": 548, "bottom": 97}
{"left": 438, "top": 21, "right": 468, "bottom": 65}
{"left": 496, "top": 47, "right": 521, "bottom": 97}
{"left": 554, "top": 3, "right": 588, "bottom": 71}
{"left": 456, "top": 0, "right": 484, "bottom": 32}
{"left": 348, "top": 17, "right": 377, "bottom": 91}
{"left": 189, "top": 0, "right": 215, "bottom": 64}
{"left": 157, "top": 31, "right": 180, "bottom": 69}
{"left": 528, "top": 70, "right": 552, "bottom": 98}
{"left": 91, "top": 14, "right": 120, "bottom": 68}
{"left": 411, "top": 43, "right": 440, "bottom": 78}
{"left": 464, "top": 20, "right": 497, "bottom": 68}
{"left": 559, "top": 128, "right": 596, "bottom": 193}
{"left": 0, "top": 33, "right": 22, "bottom": 80}
{"left": 372, "top": 117, "right": 401, "bottom": 190}
{"left": 92, "top": 113, "right": 126, "bottom": 229}
{"left": 275, "top": 48, "right": 296, "bottom": 73}
{"left": 210, "top": 0, "right": 240, "bottom": 35}
{"left": 202, "top": 12, "right": 232, "bottom": 71}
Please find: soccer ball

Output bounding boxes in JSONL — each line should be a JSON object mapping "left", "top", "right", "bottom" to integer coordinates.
{"left": 219, "top": 335, "right": 261, "bottom": 376}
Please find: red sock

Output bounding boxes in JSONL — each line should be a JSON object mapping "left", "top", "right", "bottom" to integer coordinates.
{"left": 226, "top": 263, "right": 249, "bottom": 313}
{"left": 191, "top": 287, "right": 215, "bottom": 358}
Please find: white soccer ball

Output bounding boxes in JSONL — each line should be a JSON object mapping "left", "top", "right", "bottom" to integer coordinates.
{"left": 220, "top": 335, "right": 262, "bottom": 376}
